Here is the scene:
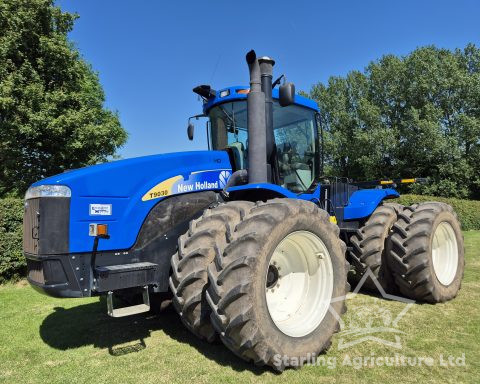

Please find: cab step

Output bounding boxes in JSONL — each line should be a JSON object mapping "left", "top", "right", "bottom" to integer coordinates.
{"left": 107, "top": 286, "right": 150, "bottom": 318}
{"left": 94, "top": 262, "right": 158, "bottom": 292}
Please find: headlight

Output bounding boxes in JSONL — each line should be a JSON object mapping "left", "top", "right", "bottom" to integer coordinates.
{"left": 25, "top": 185, "right": 71, "bottom": 200}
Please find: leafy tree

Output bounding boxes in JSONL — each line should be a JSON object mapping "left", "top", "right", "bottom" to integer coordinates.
{"left": 0, "top": 0, "right": 127, "bottom": 197}
{"left": 310, "top": 44, "right": 480, "bottom": 199}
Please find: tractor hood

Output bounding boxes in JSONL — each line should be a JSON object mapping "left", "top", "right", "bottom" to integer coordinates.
{"left": 32, "top": 151, "right": 232, "bottom": 197}
{"left": 29, "top": 150, "right": 232, "bottom": 253}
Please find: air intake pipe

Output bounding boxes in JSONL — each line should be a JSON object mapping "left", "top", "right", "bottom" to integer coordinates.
{"left": 246, "top": 50, "right": 267, "bottom": 184}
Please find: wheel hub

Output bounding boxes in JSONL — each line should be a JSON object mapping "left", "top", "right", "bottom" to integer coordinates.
{"left": 266, "top": 264, "right": 280, "bottom": 289}
{"left": 265, "top": 230, "right": 334, "bottom": 338}
{"left": 432, "top": 221, "right": 458, "bottom": 286}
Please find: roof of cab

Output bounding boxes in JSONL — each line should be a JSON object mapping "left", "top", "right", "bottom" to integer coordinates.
{"left": 203, "top": 85, "right": 319, "bottom": 113}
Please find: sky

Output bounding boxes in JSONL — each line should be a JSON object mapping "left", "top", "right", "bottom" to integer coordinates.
{"left": 56, "top": 0, "right": 480, "bottom": 159}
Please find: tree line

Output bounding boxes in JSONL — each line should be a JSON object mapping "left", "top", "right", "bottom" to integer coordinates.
{"left": 309, "top": 44, "right": 480, "bottom": 199}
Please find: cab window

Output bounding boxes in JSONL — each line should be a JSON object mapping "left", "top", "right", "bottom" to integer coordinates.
{"left": 208, "top": 100, "right": 317, "bottom": 192}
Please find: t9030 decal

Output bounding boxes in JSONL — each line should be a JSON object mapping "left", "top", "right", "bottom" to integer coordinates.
{"left": 142, "top": 169, "right": 231, "bottom": 201}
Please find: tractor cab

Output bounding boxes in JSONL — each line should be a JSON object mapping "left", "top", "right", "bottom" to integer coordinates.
{"left": 197, "top": 86, "right": 321, "bottom": 194}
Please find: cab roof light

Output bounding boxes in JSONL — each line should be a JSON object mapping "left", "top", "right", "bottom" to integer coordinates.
{"left": 219, "top": 89, "right": 230, "bottom": 98}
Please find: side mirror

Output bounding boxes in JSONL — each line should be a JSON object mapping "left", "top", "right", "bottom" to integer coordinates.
{"left": 279, "top": 82, "right": 295, "bottom": 107}
{"left": 187, "top": 122, "right": 194, "bottom": 140}
{"left": 186, "top": 114, "right": 205, "bottom": 141}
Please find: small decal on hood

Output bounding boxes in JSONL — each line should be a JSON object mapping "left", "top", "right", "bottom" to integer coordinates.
{"left": 142, "top": 169, "right": 231, "bottom": 202}
{"left": 90, "top": 204, "right": 112, "bottom": 216}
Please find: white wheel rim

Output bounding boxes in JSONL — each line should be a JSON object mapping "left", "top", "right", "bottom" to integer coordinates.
{"left": 265, "top": 230, "right": 334, "bottom": 338}
{"left": 432, "top": 222, "right": 458, "bottom": 286}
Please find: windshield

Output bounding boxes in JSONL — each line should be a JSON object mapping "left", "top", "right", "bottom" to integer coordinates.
{"left": 208, "top": 100, "right": 318, "bottom": 192}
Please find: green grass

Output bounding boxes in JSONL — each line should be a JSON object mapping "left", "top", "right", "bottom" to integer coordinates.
{"left": 1, "top": 232, "right": 479, "bottom": 384}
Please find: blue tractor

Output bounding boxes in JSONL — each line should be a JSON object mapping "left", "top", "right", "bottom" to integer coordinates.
{"left": 23, "top": 50, "right": 464, "bottom": 370}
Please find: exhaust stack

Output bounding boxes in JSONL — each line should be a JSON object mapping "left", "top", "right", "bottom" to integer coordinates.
{"left": 246, "top": 50, "right": 267, "bottom": 184}
{"left": 258, "top": 56, "right": 276, "bottom": 180}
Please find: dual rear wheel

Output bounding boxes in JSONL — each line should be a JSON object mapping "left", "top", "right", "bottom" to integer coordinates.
{"left": 348, "top": 202, "right": 464, "bottom": 302}
{"left": 387, "top": 202, "right": 464, "bottom": 302}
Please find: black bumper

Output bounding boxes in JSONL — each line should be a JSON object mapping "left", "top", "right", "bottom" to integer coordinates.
{"left": 25, "top": 251, "right": 160, "bottom": 298}
{"left": 25, "top": 253, "right": 92, "bottom": 298}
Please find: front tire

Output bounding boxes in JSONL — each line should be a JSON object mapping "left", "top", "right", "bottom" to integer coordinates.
{"left": 169, "top": 201, "right": 254, "bottom": 342}
{"left": 206, "top": 199, "right": 349, "bottom": 371}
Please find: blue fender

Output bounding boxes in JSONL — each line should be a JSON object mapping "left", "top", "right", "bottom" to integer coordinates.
{"left": 343, "top": 188, "right": 399, "bottom": 220}
{"left": 32, "top": 151, "right": 233, "bottom": 252}
{"left": 227, "top": 183, "right": 321, "bottom": 202}
{"left": 228, "top": 183, "right": 296, "bottom": 198}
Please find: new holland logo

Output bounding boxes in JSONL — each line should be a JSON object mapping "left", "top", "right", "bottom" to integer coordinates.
{"left": 219, "top": 170, "right": 231, "bottom": 188}
{"left": 142, "top": 169, "right": 232, "bottom": 201}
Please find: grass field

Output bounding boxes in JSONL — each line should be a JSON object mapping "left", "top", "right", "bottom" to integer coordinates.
{"left": 1, "top": 232, "right": 479, "bottom": 384}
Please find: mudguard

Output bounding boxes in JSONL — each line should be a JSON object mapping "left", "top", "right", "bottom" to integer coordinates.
{"left": 227, "top": 183, "right": 321, "bottom": 202}
{"left": 343, "top": 188, "right": 399, "bottom": 220}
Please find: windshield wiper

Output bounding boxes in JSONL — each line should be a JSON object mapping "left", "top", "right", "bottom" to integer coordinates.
{"left": 219, "top": 105, "right": 237, "bottom": 134}
{"left": 219, "top": 105, "right": 234, "bottom": 124}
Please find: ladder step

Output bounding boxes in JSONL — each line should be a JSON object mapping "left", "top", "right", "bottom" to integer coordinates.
{"left": 107, "top": 286, "right": 151, "bottom": 318}
{"left": 96, "top": 262, "right": 157, "bottom": 274}
{"left": 109, "top": 304, "right": 150, "bottom": 318}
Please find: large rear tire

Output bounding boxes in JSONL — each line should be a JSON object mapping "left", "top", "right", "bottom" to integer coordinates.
{"left": 387, "top": 202, "right": 465, "bottom": 303}
{"left": 348, "top": 203, "right": 402, "bottom": 292}
{"left": 169, "top": 201, "right": 254, "bottom": 342}
{"left": 206, "top": 199, "right": 349, "bottom": 371}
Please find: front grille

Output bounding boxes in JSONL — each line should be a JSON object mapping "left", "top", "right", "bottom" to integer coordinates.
{"left": 26, "top": 258, "right": 44, "bottom": 284}
{"left": 23, "top": 198, "right": 40, "bottom": 254}
{"left": 22, "top": 197, "right": 70, "bottom": 255}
